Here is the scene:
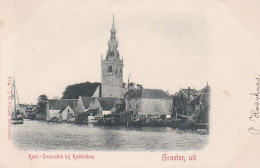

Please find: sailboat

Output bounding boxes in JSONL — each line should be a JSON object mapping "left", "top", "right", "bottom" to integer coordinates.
{"left": 11, "top": 77, "right": 24, "bottom": 124}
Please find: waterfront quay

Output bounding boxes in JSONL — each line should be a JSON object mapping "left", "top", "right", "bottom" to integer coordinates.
{"left": 21, "top": 85, "right": 210, "bottom": 134}
{"left": 14, "top": 86, "right": 210, "bottom": 151}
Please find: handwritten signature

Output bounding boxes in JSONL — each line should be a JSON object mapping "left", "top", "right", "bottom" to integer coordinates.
{"left": 249, "top": 75, "right": 260, "bottom": 134}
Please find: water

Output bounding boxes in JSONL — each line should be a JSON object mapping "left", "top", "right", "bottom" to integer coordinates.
{"left": 12, "top": 120, "right": 208, "bottom": 151}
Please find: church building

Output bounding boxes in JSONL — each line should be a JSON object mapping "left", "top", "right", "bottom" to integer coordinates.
{"left": 101, "top": 17, "right": 124, "bottom": 98}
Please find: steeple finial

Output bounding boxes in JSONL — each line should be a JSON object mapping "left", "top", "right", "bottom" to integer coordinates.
{"left": 112, "top": 15, "right": 114, "bottom": 27}
{"left": 111, "top": 15, "right": 116, "bottom": 33}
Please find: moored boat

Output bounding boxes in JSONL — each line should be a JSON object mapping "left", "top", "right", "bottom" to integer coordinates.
{"left": 11, "top": 117, "right": 24, "bottom": 124}
{"left": 88, "top": 116, "right": 98, "bottom": 124}
{"left": 11, "top": 77, "right": 24, "bottom": 124}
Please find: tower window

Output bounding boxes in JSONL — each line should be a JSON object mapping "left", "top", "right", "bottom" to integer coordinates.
{"left": 108, "top": 65, "right": 112, "bottom": 72}
{"left": 120, "top": 68, "right": 122, "bottom": 73}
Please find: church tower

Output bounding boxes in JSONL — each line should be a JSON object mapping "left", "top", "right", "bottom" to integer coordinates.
{"left": 101, "top": 16, "right": 124, "bottom": 97}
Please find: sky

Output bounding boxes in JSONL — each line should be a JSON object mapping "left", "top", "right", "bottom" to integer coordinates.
{"left": 1, "top": 1, "right": 209, "bottom": 104}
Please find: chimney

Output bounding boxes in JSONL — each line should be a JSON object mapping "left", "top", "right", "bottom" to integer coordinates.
{"left": 188, "top": 87, "right": 191, "bottom": 101}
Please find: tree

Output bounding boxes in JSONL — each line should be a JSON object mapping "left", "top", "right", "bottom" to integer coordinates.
{"left": 62, "top": 82, "right": 100, "bottom": 99}
{"left": 172, "top": 94, "right": 186, "bottom": 117}
{"left": 196, "top": 96, "right": 210, "bottom": 123}
{"left": 124, "top": 83, "right": 143, "bottom": 98}
{"left": 37, "top": 95, "right": 48, "bottom": 115}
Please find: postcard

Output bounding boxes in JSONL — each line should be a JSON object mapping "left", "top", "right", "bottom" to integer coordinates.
{"left": 0, "top": 0, "right": 260, "bottom": 167}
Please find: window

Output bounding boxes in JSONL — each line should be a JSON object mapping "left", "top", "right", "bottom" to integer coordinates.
{"left": 120, "top": 68, "right": 122, "bottom": 73}
{"left": 108, "top": 65, "right": 112, "bottom": 72}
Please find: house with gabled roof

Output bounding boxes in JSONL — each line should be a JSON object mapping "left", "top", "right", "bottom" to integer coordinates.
{"left": 74, "top": 96, "right": 96, "bottom": 113}
{"left": 88, "top": 97, "right": 125, "bottom": 116}
{"left": 46, "top": 99, "right": 77, "bottom": 122}
{"left": 176, "top": 87, "right": 198, "bottom": 102}
{"left": 172, "top": 83, "right": 210, "bottom": 123}
{"left": 59, "top": 105, "right": 75, "bottom": 122}
{"left": 74, "top": 96, "right": 125, "bottom": 122}
{"left": 188, "top": 85, "right": 210, "bottom": 123}
{"left": 129, "top": 88, "right": 172, "bottom": 117}
{"left": 173, "top": 84, "right": 210, "bottom": 116}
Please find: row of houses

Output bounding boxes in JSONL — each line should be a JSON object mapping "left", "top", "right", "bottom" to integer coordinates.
{"left": 46, "top": 85, "right": 210, "bottom": 124}
{"left": 46, "top": 97, "right": 125, "bottom": 122}
{"left": 17, "top": 104, "right": 38, "bottom": 118}
{"left": 46, "top": 88, "right": 172, "bottom": 123}
{"left": 173, "top": 84, "right": 210, "bottom": 123}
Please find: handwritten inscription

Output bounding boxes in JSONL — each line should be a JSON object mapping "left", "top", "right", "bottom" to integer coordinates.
{"left": 249, "top": 75, "right": 260, "bottom": 134}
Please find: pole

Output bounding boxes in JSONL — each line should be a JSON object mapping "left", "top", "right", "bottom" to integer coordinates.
{"left": 176, "top": 110, "right": 177, "bottom": 121}
{"left": 126, "top": 74, "right": 131, "bottom": 128}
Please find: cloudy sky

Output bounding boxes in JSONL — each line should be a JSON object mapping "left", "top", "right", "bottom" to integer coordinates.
{"left": 2, "top": 0, "right": 209, "bottom": 103}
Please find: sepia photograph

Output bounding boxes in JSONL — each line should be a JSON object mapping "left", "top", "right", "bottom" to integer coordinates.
{"left": 1, "top": 0, "right": 259, "bottom": 168}
{"left": 10, "top": 13, "right": 210, "bottom": 151}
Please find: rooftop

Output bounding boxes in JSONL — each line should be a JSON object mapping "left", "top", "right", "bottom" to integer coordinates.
{"left": 81, "top": 97, "right": 95, "bottom": 109}
{"left": 97, "top": 97, "right": 117, "bottom": 111}
{"left": 142, "top": 89, "right": 171, "bottom": 99}
{"left": 49, "top": 99, "right": 78, "bottom": 110}
{"left": 181, "top": 89, "right": 198, "bottom": 96}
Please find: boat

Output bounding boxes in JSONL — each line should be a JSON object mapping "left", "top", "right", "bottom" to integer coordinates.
{"left": 11, "top": 116, "right": 24, "bottom": 124}
{"left": 129, "top": 118, "right": 142, "bottom": 127}
{"left": 11, "top": 77, "right": 24, "bottom": 124}
{"left": 88, "top": 116, "right": 98, "bottom": 124}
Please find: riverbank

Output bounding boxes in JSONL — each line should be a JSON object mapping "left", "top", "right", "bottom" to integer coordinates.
{"left": 12, "top": 120, "right": 208, "bottom": 151}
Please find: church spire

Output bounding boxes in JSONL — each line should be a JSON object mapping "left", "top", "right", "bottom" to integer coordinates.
{"left": 112, "top": 15, "right": 115, "bottom": 29}
{"left": 101, "top": 16, "right": 124, "bottom": 98}
{"left": 106, "top": 16, "right": 119, "bottom": 60}
{"left": 111, "top": 16, "right": 116, "bottom": 39}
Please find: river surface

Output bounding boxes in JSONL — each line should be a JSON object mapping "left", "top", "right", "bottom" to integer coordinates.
{"left": 12, "top": 120, "right": 208, "bottom": 151}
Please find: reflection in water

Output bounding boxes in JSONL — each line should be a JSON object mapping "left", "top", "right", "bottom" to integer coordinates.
{"left": 12, "top": 120, "right": 208, "bottom": 151}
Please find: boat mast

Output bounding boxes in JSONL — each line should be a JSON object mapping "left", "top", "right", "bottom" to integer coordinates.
{"left": 12, "top": 76, "right": 20, "bottom": 116}
{"left": 15, "top": 81, "right": 20, "bottom": 105}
